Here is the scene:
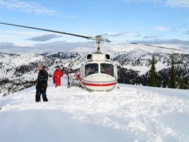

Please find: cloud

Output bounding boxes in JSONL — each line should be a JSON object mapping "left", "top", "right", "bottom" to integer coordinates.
{"left": 124, "top": 0, "right": 161, "bottom": 4}
{"left": 154, "top": 26, "right": 169, "bottom": 32}
{"left": 123, "top": 0, "right": 189, "bottom": 9}
{"left": 186, "top": 30, "right": 189, "bottom": 34}
{"left": 126, "top": 33, "right": 142, "bottom": 37}
{"left": 133, "top": 39, "right": 189, "bottom": 45}
{"left": 0, "top": 41, "right": 94, "bottom": 53}
{"left": 34, "top": 41, "right": 93, "bottom": 51}
{"left": 166, "top": 0, "right": 189, "bottom": 8}
{"left": 27, "top": 34, "right": 62, "bottom": 42}
{"left": 143, "top": 36, "right": 157, "bottom": 39}
{"left": 4, "top": 30, "right": 45, "bottom": 36}
{"left": 0, "top": 0, "right": 58, "bottom": 15}
{"left": 14, "top": 42, "right": 33, "bottom": 47}
{"left": 0, "top": 42, "right": 37, "bottom": 53}
{"left": 171, "top": 24, "right": 188, "bottom": 32}
{"left": 106, "top": 32, "right": 126, "bottom": 37}
{"left": 1, "top": 39, "right": 189, "bottom": 54}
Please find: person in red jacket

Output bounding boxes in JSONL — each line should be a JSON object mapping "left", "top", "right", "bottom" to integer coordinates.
{"left": 53, "top": 66, "right": 63, "bottom": 87}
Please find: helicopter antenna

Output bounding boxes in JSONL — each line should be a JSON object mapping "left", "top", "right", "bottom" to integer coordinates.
{"left": 0, "top": 22, "right": 110, "bottom": 53}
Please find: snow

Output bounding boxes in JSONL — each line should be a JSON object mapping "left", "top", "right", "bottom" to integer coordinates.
{"left": 0, "top": 52, "right": 43, "bottom": 67}
{"left": 0, "top": 79, "right": 189, "bottom": 142}
{"left": 124, "top": 60, "right": 168, "bottom": 75}
{"left": 155, "top": 61, "right": 169, "bottom": 72}
{"left": 123, "top": 64, "right": 150, "bottom": 75}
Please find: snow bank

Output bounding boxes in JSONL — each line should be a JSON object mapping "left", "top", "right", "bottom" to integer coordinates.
{"left": 0, "top": 80, "right": 189, "bottom": 142}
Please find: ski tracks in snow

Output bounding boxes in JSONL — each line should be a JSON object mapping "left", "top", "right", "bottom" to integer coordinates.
{"left": 0, "top": 84, "right": 189, "bottom": 142}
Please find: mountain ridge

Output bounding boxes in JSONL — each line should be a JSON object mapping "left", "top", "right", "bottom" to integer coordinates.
{"left": 0, "top": 48, "right": 189, "bottom": 97}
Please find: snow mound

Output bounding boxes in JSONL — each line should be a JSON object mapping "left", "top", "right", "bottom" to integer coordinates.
{"left": 0, "top": 80, "right": 189, "bottom": 142}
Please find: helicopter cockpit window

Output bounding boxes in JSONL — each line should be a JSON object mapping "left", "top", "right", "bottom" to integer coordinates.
{"left": 100, "top": 63, "right": 114, "bottom": 77}
{"left": 85, "top": 63, "right": 99, "bottom": 77}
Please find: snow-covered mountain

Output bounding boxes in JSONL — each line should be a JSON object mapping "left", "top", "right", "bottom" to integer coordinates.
{"left": 0, "top": 47, "right": 189, "bottom": 97}
{"left": 114, "top": 49, "right": 189, "bottom": 75}
{"left": 0, "top": 52, "right": 80, "bottom": 97}
{"left": 0, "top": 79, "right": 189, "bottom": 142}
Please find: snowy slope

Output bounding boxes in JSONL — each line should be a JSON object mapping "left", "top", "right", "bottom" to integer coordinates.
{"left": 0, "top": 79, "right": 189, "bottom": 142}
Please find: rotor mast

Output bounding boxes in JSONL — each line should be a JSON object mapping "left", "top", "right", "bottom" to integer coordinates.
{"left": 96, "top": 36, "right": 102, "bottom": 53}
{"left": 93, "top": 34, "right": 111, "bottom": 53}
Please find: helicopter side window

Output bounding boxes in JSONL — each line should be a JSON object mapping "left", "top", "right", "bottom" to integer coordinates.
{"left": 85, "top": 63, "right": 99, "bottom": 77}
{"left": 100, "top": 63, "right": 114, "bottom": 77}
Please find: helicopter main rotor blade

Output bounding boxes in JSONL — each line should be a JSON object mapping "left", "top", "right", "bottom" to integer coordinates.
{"left": 0, "top": 22, "right": 92, "bottom": 40}
{"left": 145, "top": 44, "right": 181, "bottom": 51}
{"left": 129, "top": 42, "right": 181, "bottom": 51}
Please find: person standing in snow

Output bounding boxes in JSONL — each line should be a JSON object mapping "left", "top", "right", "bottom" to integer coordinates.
{"left": 53, "top": 66, "right": 63, "bottom": 87}
{"left": 65, "top": 66, "right": 72, "bottom": 88}
{"left": 36, "top": 64, "right": 48, "bottom": 102}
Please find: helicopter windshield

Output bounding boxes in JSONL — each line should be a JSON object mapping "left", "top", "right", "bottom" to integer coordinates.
{"left": 100, "top": 63, "right": 114, "bottom": 77}
{"left": 85, "top": 63, "right": 99, "bottom": 77}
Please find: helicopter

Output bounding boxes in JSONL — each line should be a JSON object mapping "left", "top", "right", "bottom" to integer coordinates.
{"left": 0, "top": 22, "right": 119, "bottom": 91}
{"left": 0, "top": 22, "right": 181, "bottom": 91}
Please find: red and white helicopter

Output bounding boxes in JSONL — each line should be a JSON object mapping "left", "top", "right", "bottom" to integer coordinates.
{"left": 0, "top": 22, "right": 118, "bottom": 91}
{"left": 0, "top": 22, "right": 180, "bottom": 91}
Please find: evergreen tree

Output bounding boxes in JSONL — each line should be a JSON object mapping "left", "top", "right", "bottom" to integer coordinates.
{"left": 169, "top": 54, "right": 176, "bottom": 88}
{"left": 149, "top": 54, "right": 158, "bottom": 87}
{"left": 178, "top": 78, "right": 184, "bottom": 89}
{"left": 183, "top": 77, "right": 189, "bottom": 89}
{"left": 162, "top": 80, "right": 167, "bottom": 88}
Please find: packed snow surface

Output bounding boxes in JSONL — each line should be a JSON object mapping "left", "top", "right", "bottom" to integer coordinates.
{"left": 0, "top": 79, "right": 189, "bottom": 142}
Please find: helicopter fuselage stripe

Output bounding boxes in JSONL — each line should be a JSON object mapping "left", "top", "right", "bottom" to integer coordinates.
{"left": 81, "top": 80, "right": 117, "bottom": 87}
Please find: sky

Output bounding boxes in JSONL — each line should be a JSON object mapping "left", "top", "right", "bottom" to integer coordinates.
{"left": 0, "top": 0, "right": 189, "bottom": 53}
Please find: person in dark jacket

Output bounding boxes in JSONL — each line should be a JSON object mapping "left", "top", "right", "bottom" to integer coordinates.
{"left": 36, "top": 64, "right": 48, "bottom": 102}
